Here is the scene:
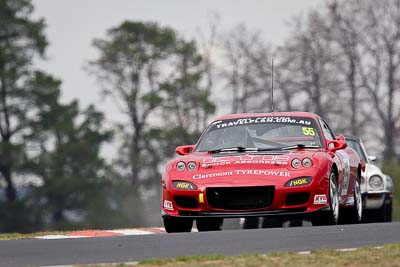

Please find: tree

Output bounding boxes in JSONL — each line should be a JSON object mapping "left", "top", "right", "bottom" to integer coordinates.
{"left": 89, "top": 21, "right": 217, "bottom": 226}
{"left": 349, "top": 0, "right": 400, "bottom": 162}
{"left": 24, "top": 71, "right": 116, "bottom": 231}
{"left": 90, "top": 21, "right": 177, "bottom": 188}
{"left": 221, "top": 25, "right": 274, "bottom": 113}
{"left": 278, "top": 11, "right": 343, "bottom": 122}
{"left": 0, "top": 0, "right": 47, "bottom": 202}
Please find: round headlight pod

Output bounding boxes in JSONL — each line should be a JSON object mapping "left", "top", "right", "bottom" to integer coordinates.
{"left": 302, "top": 157, "right": 312, "bottom": 168}
{"left": 291, "top": 158, "right": 301, "bottom": 168}
{"left": 187, "top": 161, "right": 197, "bottom": 171}
{"left": 369, "top": 175, "right": 383, "bottom": 190}
{"left": 176, "top": 161, "right": 186, "bottom": 171}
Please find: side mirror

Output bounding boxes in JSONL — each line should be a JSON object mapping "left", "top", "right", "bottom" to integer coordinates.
{"left": 337, "top": 134, "right": 345, "bottom": 141}
{"left": 175, "top": 145, "right": 195, "bottom": 155}
{"left": 327, "top": 134, "right": 347, "bottom": 152}
{"left": 368, "top": 155, "right": 377, "bottom": 162}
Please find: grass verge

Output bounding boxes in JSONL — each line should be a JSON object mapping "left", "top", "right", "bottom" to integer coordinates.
{"left": 137, "top": 243, "right": 400, "bottom": 267}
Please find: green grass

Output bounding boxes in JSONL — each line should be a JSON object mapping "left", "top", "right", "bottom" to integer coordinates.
{"left": 137, "top": 244, "right": 400, "bottom": 267}
{"left": 77, "top": 244, "right": 400, "bottom": 266}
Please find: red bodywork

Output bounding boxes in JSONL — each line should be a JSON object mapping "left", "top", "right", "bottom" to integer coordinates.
{"left": 161, "top": 112, "right": 361, "bottom": 220}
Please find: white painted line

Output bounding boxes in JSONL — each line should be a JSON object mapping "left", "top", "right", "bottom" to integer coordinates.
{"left": 337, "top": 248, "right": 358, "bottom": 252}
{"left": 41, "top": 262, "right": 138, "bottom": 267}
{"left": 298, "top": 251, "right": 312, "bottom": 255}
{"left": 41, "top": 265, "right": 74, "bottom": 267}
{"left": 111, "top": 229, "right": 156, "bottom": 235}
{"left": 36, "top": 235, "right": 81, "bottom": 240}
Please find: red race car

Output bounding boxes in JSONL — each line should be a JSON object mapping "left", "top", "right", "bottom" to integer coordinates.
{"left": 161, "top": 112, "right": 363, "bottom": 232}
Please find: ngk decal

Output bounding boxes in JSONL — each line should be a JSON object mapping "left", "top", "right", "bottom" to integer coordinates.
{"left": 202, "top": 155, "right": 289, "bottom": 168}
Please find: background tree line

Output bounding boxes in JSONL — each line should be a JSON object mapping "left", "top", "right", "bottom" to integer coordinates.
{"left": 0, "top": 0, "right": 399, "bottom": 232}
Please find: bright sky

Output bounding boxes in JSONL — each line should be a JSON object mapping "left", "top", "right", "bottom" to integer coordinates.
{"left": 31, "top": 0, "right": 325, "bottom": 123}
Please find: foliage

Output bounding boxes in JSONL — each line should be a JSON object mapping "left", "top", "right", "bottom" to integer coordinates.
{"left": 0, "top": 0, "right": 46, "bottom": 202}
{"left": 383, "top": 162, "right": 400, "bottom": 221}
{"left": 90, "top": 21, "right": 215, "bottom": 226}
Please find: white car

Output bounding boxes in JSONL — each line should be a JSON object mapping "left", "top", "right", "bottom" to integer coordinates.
{"left": 345, "top": 135, "right": 393, "bottom": 222}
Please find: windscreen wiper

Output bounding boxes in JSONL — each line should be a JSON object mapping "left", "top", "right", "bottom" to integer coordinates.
{"left": 209, "top": 146, "right": 282, "bottom": 153}
{"left": 280, "top": 144, "right": 320, "bottom": 150}
{"left": 209, "top": 146, "right": 253, "bottom": 153}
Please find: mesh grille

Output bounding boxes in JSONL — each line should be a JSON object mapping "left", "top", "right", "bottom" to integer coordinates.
{"left": 206, "top": 186, "right": 274, "bottom": 210}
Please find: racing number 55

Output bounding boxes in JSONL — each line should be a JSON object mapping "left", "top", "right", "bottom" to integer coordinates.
{"left": 302, "top": 127, "right": 315, "bottom": 136}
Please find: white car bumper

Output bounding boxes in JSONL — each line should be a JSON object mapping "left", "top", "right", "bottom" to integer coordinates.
{"left": 362, "top": 191, "right": 390, "bottom": 209}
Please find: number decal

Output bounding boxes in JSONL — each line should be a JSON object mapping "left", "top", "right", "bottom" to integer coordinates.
{"left": 302, "top": 127, "right": 315, "bottom": 136}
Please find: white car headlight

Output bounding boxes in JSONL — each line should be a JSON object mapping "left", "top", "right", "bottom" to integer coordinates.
{"left": 187, "top": 161, "right": 197, "bottom": 171}
{"left": 176, "top": 161, "right": 186, "bottom": 171}
{"left": 369, "top": 175, "right": 383, "bottom": 190}
{"left": 291, "top": 158, "right": 301, "bottom": 168}
{"left": 302, "top": 157, "right": 312, "bottom": 168}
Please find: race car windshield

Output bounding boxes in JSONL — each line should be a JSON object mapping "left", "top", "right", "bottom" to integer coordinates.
{"left": 196, "top": 116, "right": 323, "bottom": 152}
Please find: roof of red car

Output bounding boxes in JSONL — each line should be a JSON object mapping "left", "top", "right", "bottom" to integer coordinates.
{"left": 212, "top": 111, "right": 320, "bottom": 122}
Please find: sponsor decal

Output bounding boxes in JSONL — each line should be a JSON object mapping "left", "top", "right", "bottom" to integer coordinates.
{"left": 314, "top": 194, "right": 327, "bottom": 204}
{"left": 302, "top": 127, "right": 316, "bottom": 136}
{"left": 212, "top": 117, "right": 312, "bottom": 129}
{"left": 163, "top": 200, "right": 174, "bottom": 210}
{"left": 202, "top": 155, "right": 290, "bottom": 168}
{"left": 193, "top": 169, "right": 291, "bottom": 179}
{"left": 172, "top": 181, "right": 197, "bottom": 190}
{"left": 285, "top": 176, "right": 312, "bottom": 187}
{"left": 193, "top": 171, "right": 233, "bottom": 179}
{"left": 337, "top": 150, "right": 350, "bottom": 196}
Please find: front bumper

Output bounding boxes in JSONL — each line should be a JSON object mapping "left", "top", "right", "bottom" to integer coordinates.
{"left": 162, "top": 205, "right": 329, "bottom": 221}
{"left": 362, "top": 191, "right": 392, "bottom": 209}
{"left": 162, "top": 177, "right": 330, "bottom": 220}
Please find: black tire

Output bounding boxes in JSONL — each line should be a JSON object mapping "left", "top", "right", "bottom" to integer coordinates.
{"left": 289, "top": 219, "right": 303, "bottom": 227}
{"left": 241, "top": 217, "right": 259, "bottom": 229}
{"left": 339, "top": 180, "right": 362, "bottom": 224}
{"left": 311, "top": 171, "right": 339, "bottom": 226}
{"left": 262, "top": 217, "right": 283, "bottom": 228}
{"left": 376, "top": 199, "right": 393, "bottom": 222}
{"left": 163, "top": 216, "right": 193, "bottom": 233}
{"left": 362, "top": 198, "right": 392, "bottom": 223}
{"left": 384, "top": 201, "right": 393, "bottom": 222}
{"left": 196, "top": 218, "right": 223, "bottom": 232}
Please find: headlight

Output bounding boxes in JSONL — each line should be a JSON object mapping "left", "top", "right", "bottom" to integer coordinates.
{"left": 172, "top": 181, "right": 197, "bottom": 190}
{"left": 176, "top": 161, "right": 186, "bottom": 171}
{"left": 291, "top": 158, "right": 301, "bottom": 168}
{"left": 187, "top": 161, "right": 197, "bottom": 171}
{"left": 302, "top": 157, "right": 312, "bottom": 168}
{"left": 369, "top": 175, "right": 383, "bottom": 190}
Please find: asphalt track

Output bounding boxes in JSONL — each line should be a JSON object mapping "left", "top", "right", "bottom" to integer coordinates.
{"left": 1, "top": 222, "right": 399, "bottom": 267}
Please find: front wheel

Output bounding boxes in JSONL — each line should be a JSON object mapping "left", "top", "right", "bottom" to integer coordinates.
{"left": 340, "top": 179, "right": 362, "bottom": 224}
{"left": 196, "top": 218, "right": 223, "bottom": 232}
{"left": 241, "top": 217, "right": 259, "bottom": 229}
{"left": 262, "top": 217, "right": 283, "bottom": 228}
{"left": 163, "top": 217, "right": 193, "bottom": 233}
{"left": 311, "top": 171, "right": 339, "bottom": 226}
